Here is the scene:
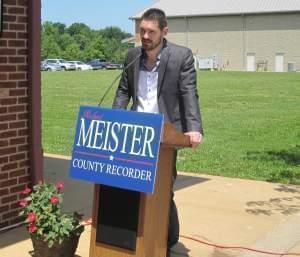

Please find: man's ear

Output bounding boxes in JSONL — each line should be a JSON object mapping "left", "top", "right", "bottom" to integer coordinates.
{"left": 163, "top": 26, "right": 169, "bottom": 36}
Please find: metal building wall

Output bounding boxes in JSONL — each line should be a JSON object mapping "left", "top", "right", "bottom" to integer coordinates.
{"left": 135, "top": 12, "right": 300, "bottom": 71}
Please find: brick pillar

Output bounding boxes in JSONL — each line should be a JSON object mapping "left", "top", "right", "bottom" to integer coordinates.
{"left": 0, "top": 0, "right": 41, "bottom": 230}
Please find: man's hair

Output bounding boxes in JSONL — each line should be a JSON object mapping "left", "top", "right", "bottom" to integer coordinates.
{"left": 141, "top": 8, "right": 168, "bottom": 30}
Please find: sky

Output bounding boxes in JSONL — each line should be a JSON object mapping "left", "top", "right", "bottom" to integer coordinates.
{"left": 41, "top": 0, "right": 155, "bottom": 34}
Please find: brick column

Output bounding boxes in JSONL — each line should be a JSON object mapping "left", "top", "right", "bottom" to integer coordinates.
{"left": 0, "top": 0, "right": 42, "bottom": 230}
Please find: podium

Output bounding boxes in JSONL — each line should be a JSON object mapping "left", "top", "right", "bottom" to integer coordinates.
{"left": 89, "top": 123, "right": 191, "bottom": 257}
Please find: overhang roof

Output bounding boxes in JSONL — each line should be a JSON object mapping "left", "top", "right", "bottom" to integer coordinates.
{"left": 132, "top": 0, "right": 300, "bottom": 19}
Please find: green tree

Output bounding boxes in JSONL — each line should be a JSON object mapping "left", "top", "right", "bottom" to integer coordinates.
{"left": 84, "top": 37, "right": 106, "bottom": 60}
{"left": 67, "top": 23, "right": 91, "bottom": 37}
{"left": 41, "top": 35, "right": 61, "bottom": 59}
{"left": 100, "top": 26, "right": 131, "bottom": 41}
{"left": 42, "top": 22, "right": 60, "bottom": 41}
{"left": 111, "top": 47, "right": 128, "bottom": 63}
{"left": 59, "top": 34, "right": 75, "bottom": 51}
{"left": 52, "top": 22, "right": 66, "bottom": 35}
{"left": 41, "top": 21, "right": 132, "bottom": 62}
{"left": 74, "top": 34, "right": 89, "bottom": 51}
{"left": 64, "top": 43, "right": 81, "bottom": 60}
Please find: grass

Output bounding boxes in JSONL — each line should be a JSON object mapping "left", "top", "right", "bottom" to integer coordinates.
{"left": 42, "top": 70, "right": 300, "bottom": 184}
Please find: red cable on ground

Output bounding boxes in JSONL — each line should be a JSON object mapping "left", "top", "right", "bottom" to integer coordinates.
{"left": 180, "top": 235, "right": 300, "bottom": 256}
{"left": 81, "top": 220, "right": 300, "bottom": 256}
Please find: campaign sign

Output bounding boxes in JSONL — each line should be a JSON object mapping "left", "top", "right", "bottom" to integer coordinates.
{"left": 69, "top": 106, "right": 164, "bottom": 194}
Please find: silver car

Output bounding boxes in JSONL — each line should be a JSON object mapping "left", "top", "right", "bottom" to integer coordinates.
{"left": 44, "top": 59, "right": 76, "bottom": 71}
{"left": 41, "top": 62, "right": 62, "bottom": 71}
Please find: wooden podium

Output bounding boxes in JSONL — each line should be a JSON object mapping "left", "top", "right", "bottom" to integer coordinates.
{"left": 89, "top": 123, "right": 191, "bottom": 257}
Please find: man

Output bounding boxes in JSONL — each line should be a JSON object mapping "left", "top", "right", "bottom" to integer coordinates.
{"left": 113, "top": 8, "right": 203, "bottom": 255}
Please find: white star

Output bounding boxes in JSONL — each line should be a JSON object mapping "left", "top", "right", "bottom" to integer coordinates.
{"left": 109, "top": 155, "right": 114, "bottom": 161}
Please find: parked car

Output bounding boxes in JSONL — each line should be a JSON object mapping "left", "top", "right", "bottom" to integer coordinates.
{"left": 44, "top": 59, "right": 76, "bottom": 71}
{"left": 104, "top": 62, "right": 123, "bottom": 70}
{"left": 41, "top": 62, "right": 62, "bottom": 71}
{"left": 40, "top": 62, "right": 47, "bottom": 71}
{"left": 68, "top": 61, "right": 92, "bottom": 71}
{"left": 87, "top": 59, "right": 107, "bottom": 70}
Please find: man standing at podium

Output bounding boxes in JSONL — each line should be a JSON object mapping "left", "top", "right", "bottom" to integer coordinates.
{"left": 113, "top": 8, "right": 203, "bottom": 255}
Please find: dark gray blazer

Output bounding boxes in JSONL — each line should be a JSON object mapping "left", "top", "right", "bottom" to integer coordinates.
{"left": 112, "top": 40, "right": 203, "bottom": 134}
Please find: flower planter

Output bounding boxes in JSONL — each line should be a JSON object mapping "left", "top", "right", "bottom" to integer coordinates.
{"left": 19, "top": 182, "right": 85, "bottom": 257}
{"left": 31, "top": 227, "right": 83, "bottom": 257}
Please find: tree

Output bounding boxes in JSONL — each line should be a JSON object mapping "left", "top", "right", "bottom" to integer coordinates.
{"left": 64, "top": 43, "right": 81, "bottom": 60}
{"left": 84, "top": 37, "right": 106, "bottom": 60}
{"left": 41, "top": 35, "right": 61, "bottom": 59}
{"left": 100, "top": 26, "right": 131, "bottom": 41}
{"left": 59, "top": 34, "right": 75, "bottom": 51}
{"left": 73, "top": 34, "right": 89, "bottom": 51}
{"left": 52, "top": 22, "right": 66, "bottom": 35}
{"left": 67, "top": 23, "right": 91, "bottom": 37}
{"left": 41, "top": 21, "right": 133, "bottom": 62}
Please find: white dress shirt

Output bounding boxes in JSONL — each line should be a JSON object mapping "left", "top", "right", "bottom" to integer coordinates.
{"left": 136, "top": 55, "right": 160, "bottom": 113}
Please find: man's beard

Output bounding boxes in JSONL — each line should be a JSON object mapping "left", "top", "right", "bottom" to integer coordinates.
{"left": 142, "top": 37, "right": 162, "bottom": 51}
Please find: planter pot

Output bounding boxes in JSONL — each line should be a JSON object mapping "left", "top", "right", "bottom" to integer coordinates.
{"left": 31, "top": 226, "right": 84, "bottom": 257}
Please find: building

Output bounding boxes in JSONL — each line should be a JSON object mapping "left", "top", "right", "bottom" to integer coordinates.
{"left": 0, "top": 0, "right": 42, "bottom": 230}
{"left": 132, "top": 0, "right": 300, "bottom": 72}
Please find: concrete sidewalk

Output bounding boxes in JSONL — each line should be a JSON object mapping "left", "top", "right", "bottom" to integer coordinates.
{"left": 1, "top": 154, "right": 300, "bottom": 257}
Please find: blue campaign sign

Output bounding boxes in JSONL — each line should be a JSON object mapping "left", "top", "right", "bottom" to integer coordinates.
{"left": 69, "top": 105, "right": 164, "bottom": 194}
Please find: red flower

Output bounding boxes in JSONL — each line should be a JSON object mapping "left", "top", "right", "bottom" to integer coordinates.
{"left": 28, "top": 223, "right": 37, "bottom": 233}
{"left": 22, "top": 187, "right": 31, "bottom": 195}
{"left": 50, "top": 196, "right": 59, "bottom": 204}
{"left": 55, "top": 182, "right": 64, "bottom": 191}
{"left": 19, "top": 199, "right": 28, "bottom": 207}
{"left": 27, "top": 212, "right": 37, "bottom": 222}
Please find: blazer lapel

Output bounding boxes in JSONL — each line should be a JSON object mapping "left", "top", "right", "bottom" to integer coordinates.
{"left": 157, "top": 45, "right": 170, "bottom": 96}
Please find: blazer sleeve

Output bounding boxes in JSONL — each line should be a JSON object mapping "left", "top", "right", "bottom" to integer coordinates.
{"left": 178, "top": 49, "right": 204, "bottom": 134}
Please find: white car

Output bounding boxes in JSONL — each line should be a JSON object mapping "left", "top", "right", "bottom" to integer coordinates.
{"left": 68, "top": 61, "right": 92, "bottom": 71}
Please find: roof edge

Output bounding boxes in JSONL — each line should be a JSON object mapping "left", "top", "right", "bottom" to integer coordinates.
{"left": 130, "top": 9, "right": 300, "bottom": 20}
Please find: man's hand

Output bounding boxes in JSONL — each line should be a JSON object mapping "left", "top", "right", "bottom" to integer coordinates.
{"left": 184, "top": 131, "right": 203, "bottom": 149}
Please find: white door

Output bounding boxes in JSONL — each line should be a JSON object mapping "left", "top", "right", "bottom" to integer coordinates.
{"left": 247, "top": 54, "right": 255, "bottom": 71}
{"left": 275, "top": 54, "right": 284, "bottom": 72}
